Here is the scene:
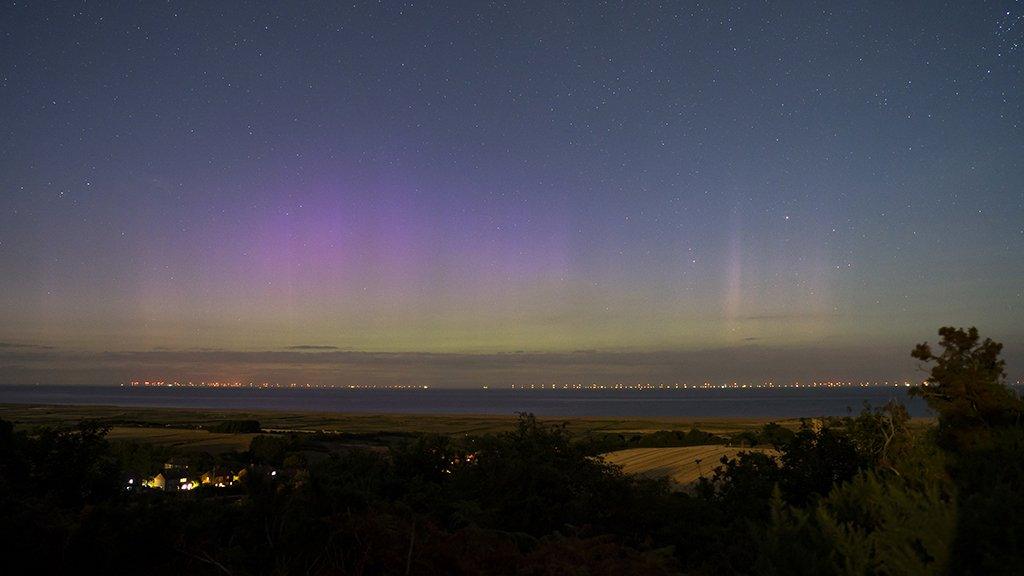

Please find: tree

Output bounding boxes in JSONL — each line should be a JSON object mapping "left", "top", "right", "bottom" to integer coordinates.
{"left": 208, "top": 419, "right": 261, "bottom": 433}
{"left": 778, "top": 422, "right": 864, "bottom": 506}
{"left": 911, "top": 326, "right": 1022, "bottom": 445}
{"left": 698, "top": 450, "right": 781, "bottom": 519}
{"left": 846, "top": 401, "right": 912, "bottom": 473}
{"left": 450, "top": 413, "right": 652, "bottom": 538}
{"left": 912, "top": 327, "right": 1024, "bottom": 574}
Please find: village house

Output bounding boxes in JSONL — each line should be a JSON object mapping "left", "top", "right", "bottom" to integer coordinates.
{"left": 143, "top": 467, "right": 198, "bottom": 491}
{"left": 200, "top": 466, "right": 239, "bottom": 487}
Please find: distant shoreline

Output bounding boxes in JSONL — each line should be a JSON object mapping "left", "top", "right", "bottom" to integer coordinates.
{"left": 0, "top": 384, "right": 936, "bottom": 419}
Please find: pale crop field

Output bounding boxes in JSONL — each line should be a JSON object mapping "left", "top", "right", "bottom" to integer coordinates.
{"left": 602, "top": 445, "right": 777, "bottom": 485}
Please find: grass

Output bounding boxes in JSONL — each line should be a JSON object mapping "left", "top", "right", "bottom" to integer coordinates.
{"left": 602, "top": 445, "right": 778, "bottom": 485}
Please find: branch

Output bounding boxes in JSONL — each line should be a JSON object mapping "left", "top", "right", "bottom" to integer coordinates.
{"left": 178, "top": 548, "right": 234, "bottom": 576}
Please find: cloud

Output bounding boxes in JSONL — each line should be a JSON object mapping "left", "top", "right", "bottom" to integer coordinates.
{"left": 285, "top": 345, "right": 340, "bottom": 350}
{"left": 738, "top": 312, "right": 838, "bottom": 321}
{"left": 0, "top": 342, "right": 54, "bottom": 350}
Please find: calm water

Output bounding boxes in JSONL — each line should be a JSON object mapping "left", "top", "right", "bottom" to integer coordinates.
{"left": 0, "top": 385, "right": 934, "bottom": 418}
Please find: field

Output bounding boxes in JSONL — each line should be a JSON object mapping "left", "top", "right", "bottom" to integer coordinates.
{"left": 602, "top": 445, "right": 778, "bottom": 485}
{"left": 103, "top": 426, "right": 258, "bottom": 452}
{"left": 0, "top": 403, "right": 787, "bottom": 437}
{"left": 0, "top": 402, "right": 800, "bottom": 453}
{"left": 0, "top": 402, "right": 931, "bottom": 457}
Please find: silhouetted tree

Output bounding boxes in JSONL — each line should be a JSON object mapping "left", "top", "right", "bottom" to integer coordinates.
{"left": 911, "top": 326, "right": 1022, "bottom": 444}
{"left": 911, "top": 327, "right": 1024, "bottom": 574}
{"left": 778, "top": 421, "right": 864, "bottom": 506}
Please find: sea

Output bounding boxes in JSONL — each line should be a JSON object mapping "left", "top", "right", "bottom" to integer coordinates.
{"left": 0, "top": 385, "right": 938, "bottom": 419}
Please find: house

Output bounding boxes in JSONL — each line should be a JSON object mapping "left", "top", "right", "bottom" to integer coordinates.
{"left": 143, "top": 468, "right": 198, "bottom": 491}
{"left": 201, "top": 467, "right": 239, "bottom": 487}
{"left": 143, "top": 472, "right": 167, "bottom": 490}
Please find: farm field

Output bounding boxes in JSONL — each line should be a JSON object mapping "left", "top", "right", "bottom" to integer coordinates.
{"left": 103, "top": 426, "right": 258, "bottom": 453}
{"left": 603, "top": 445, "right": 778, "bottom": 485}
{"left": 0, "top": 403, "right": 786, "bottom": 436}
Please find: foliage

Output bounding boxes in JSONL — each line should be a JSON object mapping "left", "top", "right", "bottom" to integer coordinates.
{"left": 248, "top": 433, "right": 303, "bottom": 465}
{"left": 778, "top": 440, "right": 954, "bottom": 576}
{"left": 450, "top": 413, "right": 648, "bottom": 536}
{"left": 844, "top": 401, "right": 911, "bottom": 471}
{"left": 911, "top": 326, "right": 1022, "bottom": 444}
{"left": 777, "top": 420, "right": 865, "bottom": 506}
{"left": 910, "top": 326, "right": 1024, "bottom": 573}
{"left": 582, "top": 427, "right": 729, "bottom": 453}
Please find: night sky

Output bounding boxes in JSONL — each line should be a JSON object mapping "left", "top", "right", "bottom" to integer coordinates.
{"left": 1, "top": 1, "right": 1021, "bottom": 386}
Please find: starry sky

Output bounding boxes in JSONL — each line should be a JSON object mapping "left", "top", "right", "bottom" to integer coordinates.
{"left": 1, "top": 1, "right": 1022, "bottom": 386}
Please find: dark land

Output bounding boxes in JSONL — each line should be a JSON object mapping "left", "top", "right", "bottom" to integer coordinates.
{"left": 1, "top": 328, "right": 1021, "bottom": 575}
